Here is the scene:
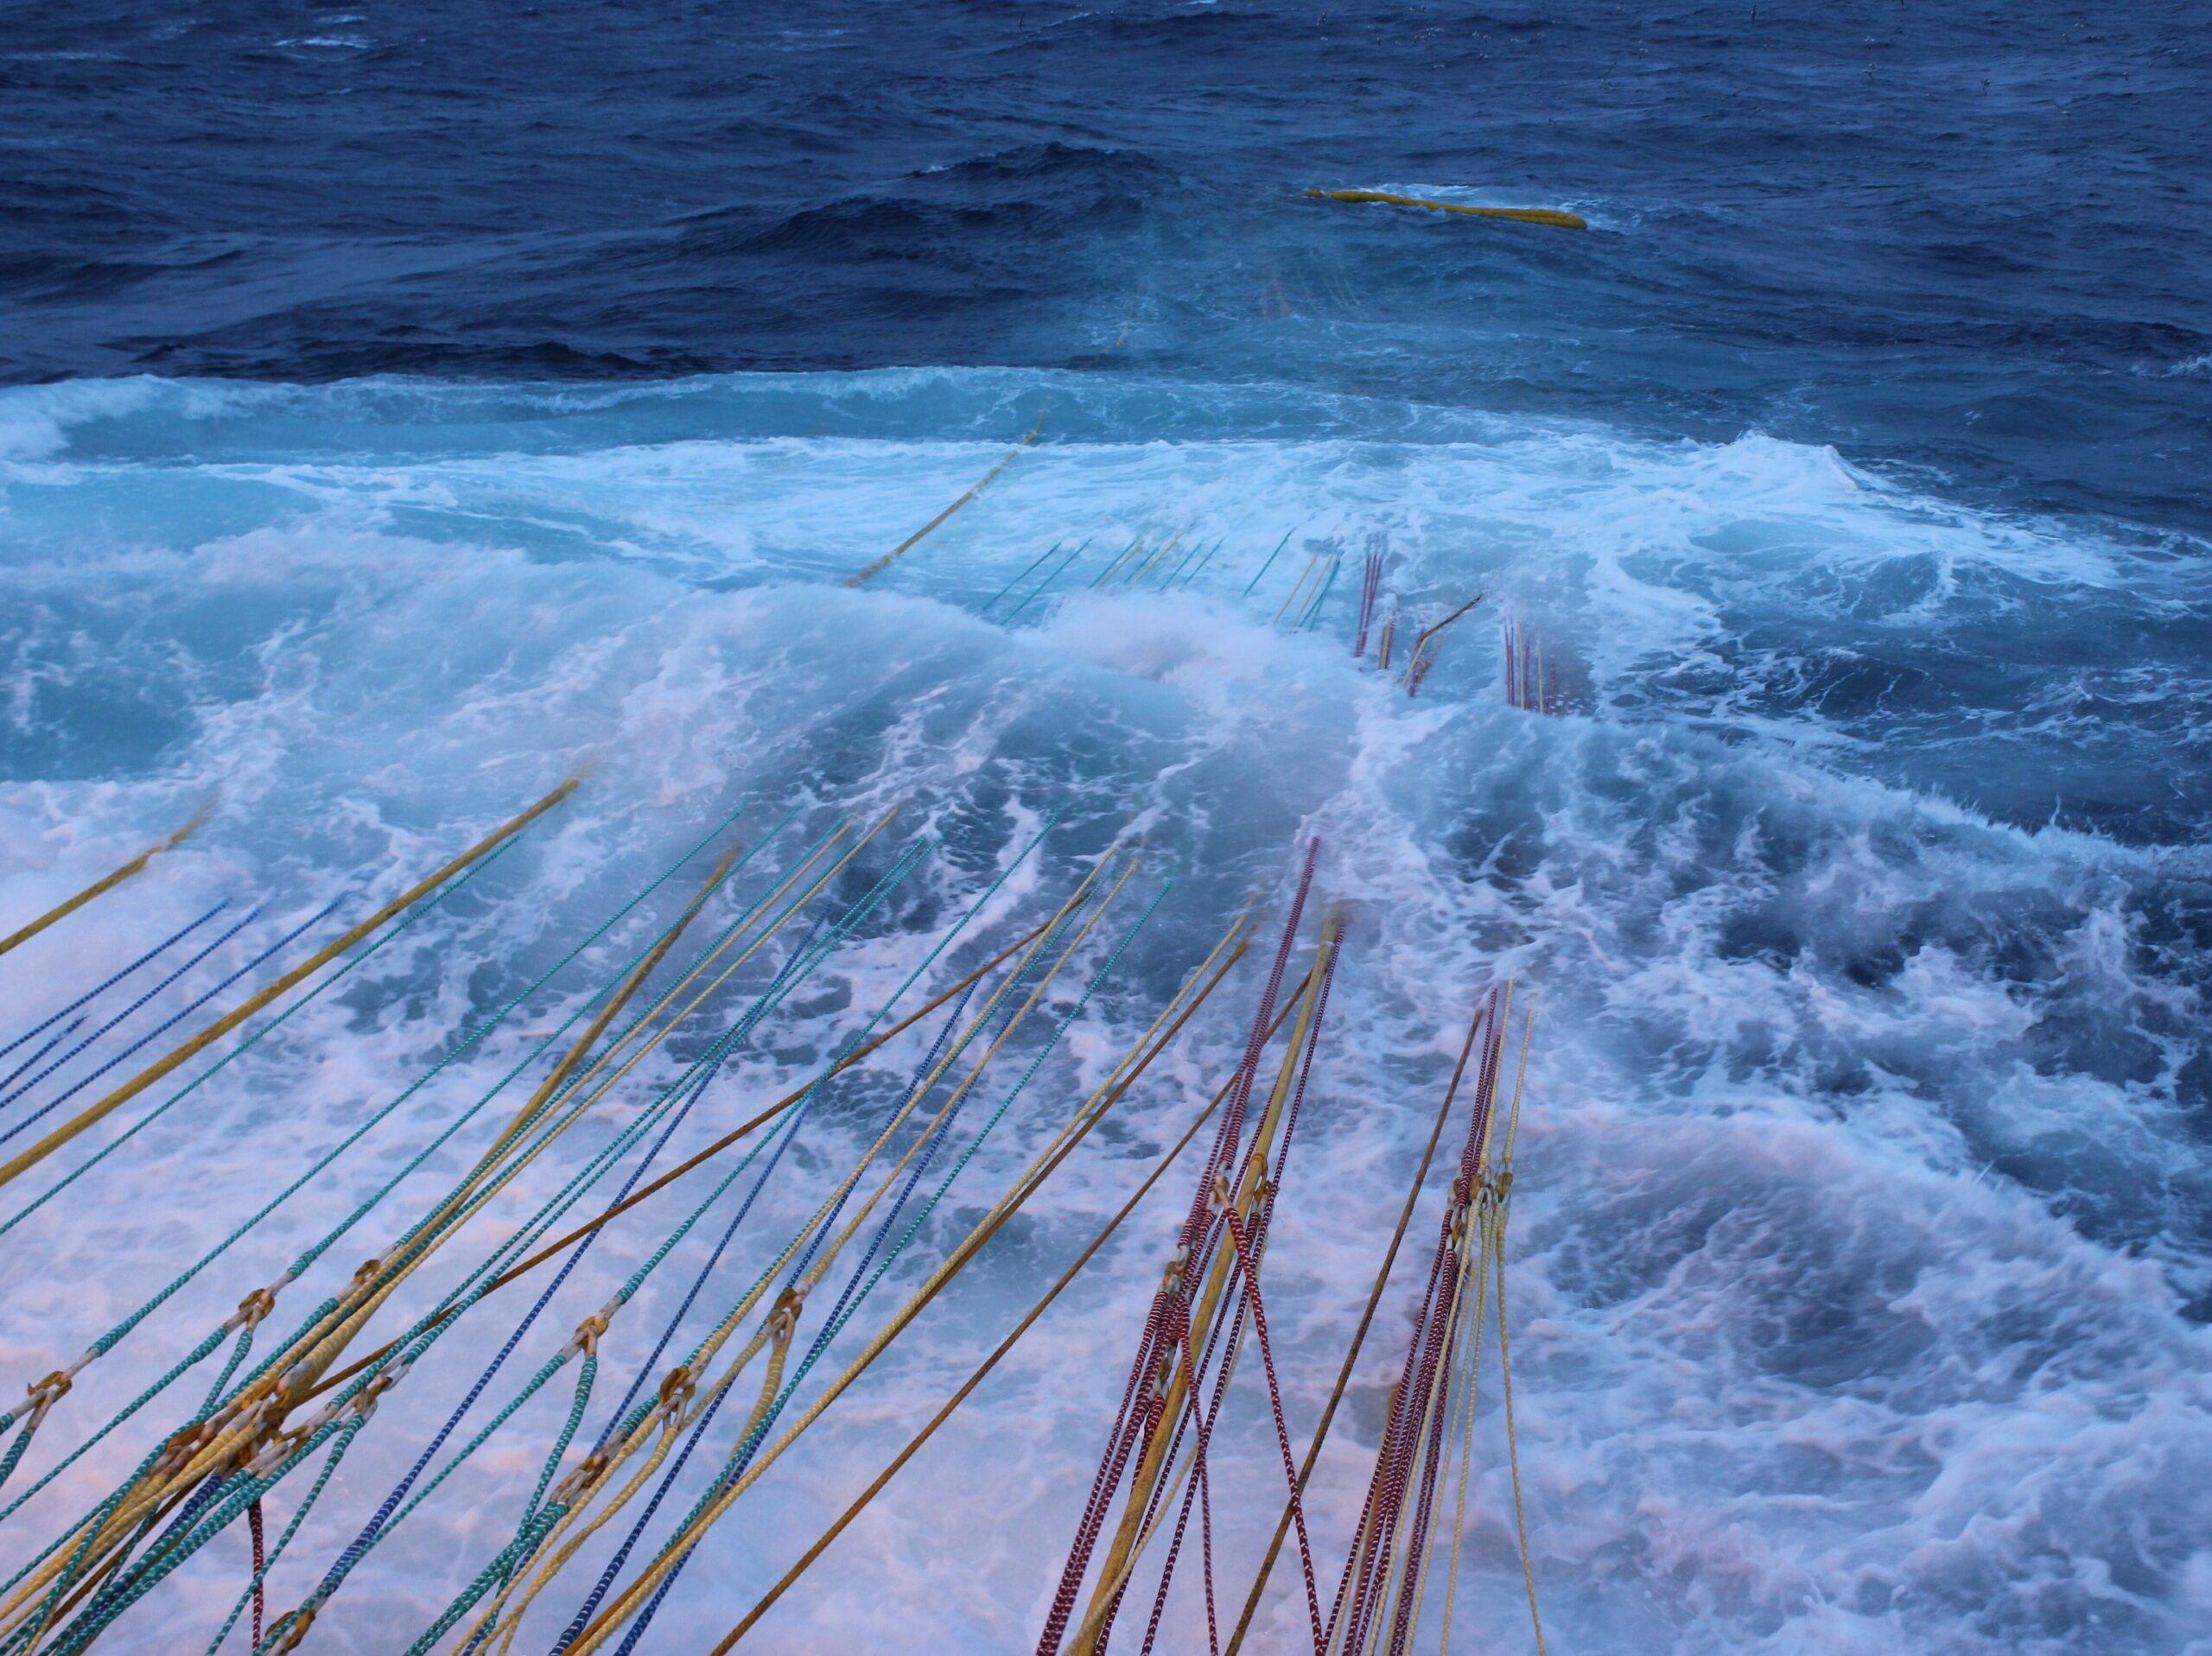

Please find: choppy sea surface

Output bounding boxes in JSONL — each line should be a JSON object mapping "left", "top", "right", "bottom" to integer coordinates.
{"left": 1, "top": 4, "right": 2208, "bottom": 1653}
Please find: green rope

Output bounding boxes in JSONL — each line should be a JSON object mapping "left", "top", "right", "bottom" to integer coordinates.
{"left": 401, "top": 816, "right": 1068, "bottom": 1646}
{"left": 0, "top": 806, "right": 776, "bottom": 1552}
{"left": 1301, "top": 552, "right": 1344, "bottom": 629}
{"left": 203, "top": 1424, "right": 360, "bottom": 1654}
{"left": 32, "top": 826, "right": 943, "bottom": 1653}
{"left": 1243, "top": 528, "right": 1298, "bottom": 596}
{"left": 631, "top": 880, "right": 1169, "bottom": 1596}
{"left": 0, "top": 805, "right": 774, "bottom": 1596}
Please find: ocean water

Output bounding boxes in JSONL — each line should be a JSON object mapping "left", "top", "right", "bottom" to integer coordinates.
{"left": 1, "top": 4, "right": 2209, "bottom": 1654}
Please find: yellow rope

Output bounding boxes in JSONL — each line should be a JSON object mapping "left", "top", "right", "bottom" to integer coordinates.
{"left": 1304, "top": 189, "right": 1586, "bottom": 230}
{"left": 0, "top": 800, "right": 212, "bottom": 961}
{"left": 1092, "top": 536, "right": 1149, "bottom": 587}
{"left": 475, "top": 1406, "right": 682, "bottom": 1656}
{"left": 1223, "top": 994, "right": 1491, "bottom": 1656}
{"left": 273, "top": 816, "right": 880, "bottom": 1404}
{"left": 1068, "top": 915, "right": 1337, "bottom": 1656}
{"left": 1401, "top": 594, "right": 1483, "bottom": 690}
{"left": 708, "top": 937, "right": 1278, "bottom": 1653}
{"left": 1270, "top": 550, "right": 1326, "bottom": 626}
{"left": 452, "top": 860, "right": 1135, "bottom": 1651}
{"left": 1361, "top": 1244, "right": 1465, "bottom": 1656}
{"left": 0, "top": 780, "right": 580, "bottom": 1192}
{"left": 0, "top": 809, "right": 872, "bottom": 1628}
{"left": 1494, "top": 1000, "right": 1546, "bottom": 1656}
{"left": 302, "top": 914, "right": 1065, "bottom": 1410}
{"left": 1295, "top": 553, "right": 1341, "bottom": 629}
{"left": 563, "top": 907, "right": 1289, "bottom": 1656}
{"left": 462, "top": 847, "right": 738, "bottom": 1188}
{"left": 1394, "top": 1221, "right": 1488, "bottom": 1656}
{"left": 1433, "top": 1196, "right": 1492, "bottom": 1653}
{"left": 844, "top": 409, "right": 1046, "bottom": 587}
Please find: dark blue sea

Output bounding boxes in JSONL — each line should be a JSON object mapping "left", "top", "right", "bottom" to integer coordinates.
{"left": 1, "top": 3, "right": 2208, "bottom": 1653}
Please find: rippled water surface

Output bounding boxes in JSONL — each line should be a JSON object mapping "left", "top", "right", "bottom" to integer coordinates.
{"left": 1, "top": 4, "right": 2208, "bottom": 1653}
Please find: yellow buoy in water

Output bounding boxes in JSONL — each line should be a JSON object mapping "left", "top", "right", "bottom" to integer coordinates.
{"left": 1305, "top": 188, "right": 1586, "bottom": 229}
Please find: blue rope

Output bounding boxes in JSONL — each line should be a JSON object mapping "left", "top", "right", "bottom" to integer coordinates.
{"left": 0, "top": 1018, "right": 81, "bottom": 1100}
{"left": 547, "top": 857, "right": 1071, "bottom": 1656}
{"left": 608, "top": 881, "right": 1171, "bottom": 1654}
{"left": 0, "top": 804, "right": 761, "bottom": 1553}
{"left": 305, "top": 1009, "right": 727, "bottom": 1610}
{"left": 218, "top": 837, "right": 927, "bottom": 1643}
{"left": 0, "top": 903, "right": 269, "bottom": 1122}
{"left": 404, "top": 812, "right": 1061, "bottom": 1656}
{"left": 0, "top": 900, "right": 339, "bottom": 1143}
{"left": 783, "top": 977, "right": 981, "bottom": 1296}
{"left": 577, "top": 910, "right": 835, "bottom": 1451}
{"left": 322, "top": 893, "right": 839, "bottom": 1600}
{"left": 1179, "top": 536, "right": 1227, "bottom": 589}
{"left": 0, "top": 900, "right": 231, "bottom": 1064}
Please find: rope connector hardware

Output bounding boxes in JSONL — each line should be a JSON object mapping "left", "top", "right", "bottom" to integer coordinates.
{"left": 1151, "top": 1352, "right": 1177, "bottom": 1401}
{"left": 550, "top": 1448, "right": 611, "bottom": 1509}
{"left": 656, "top": 1365, "right": 696, "bottom": 1421}
{"left": 566, "top": 1311, "right": 611, "bottom": 1360}
{"left": 1160, "top": 1243, "right": 1190, "bottom": 1293}
{"left": 22, "top": 1369, "right": 72, "bottom": 1425}
{"left": 153, "top": 1418, "right": 215, "bottom": 1479}
{"left": 768, "top": 1284, "right": 807, "bottom": 1339}
{"left": 270, "top": 1602, "right": 317, "bottom": 1653}
{"left": 24, "top": 1368, "right": 72, "bottom": 1405}
{"left": 1472, "top": 1168, "right": 1511, "bottom": 1222}
{"left": 232, "top": 1286, "right": 279, "bottom": 1330}
{"left": 242, "top": 1424, "right": 310, "bottom": 1482}
{"left": 351, "top": 1360, "right": 409, "bottom": 1423}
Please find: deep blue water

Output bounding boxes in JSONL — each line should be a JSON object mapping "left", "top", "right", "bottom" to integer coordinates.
{"left": 2, "top": 5, "right": 2210, "bottom": 1654}
{"left": 3, "top": 0, "right": 2206, "bottom": 533}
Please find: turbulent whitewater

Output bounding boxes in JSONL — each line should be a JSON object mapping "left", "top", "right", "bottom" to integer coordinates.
{"left": 3, "top": 1, "right": 2211, "bottom": 1650}
{"left": 0, "top": 367, "right": 2206, "bottom": 1653}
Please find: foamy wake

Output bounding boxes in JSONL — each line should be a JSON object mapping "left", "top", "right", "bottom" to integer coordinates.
{"left": 1, "top": 370, "right": 2205, "bottom": 1654}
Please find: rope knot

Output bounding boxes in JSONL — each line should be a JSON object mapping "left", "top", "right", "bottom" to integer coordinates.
{"left": 1207, "top": 1172, "right": 1233, "bottom": 1215}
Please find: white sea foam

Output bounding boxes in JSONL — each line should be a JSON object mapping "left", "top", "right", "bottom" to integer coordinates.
{"left": 0, "top": 370, "right": 2203, "bottom": 1653}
